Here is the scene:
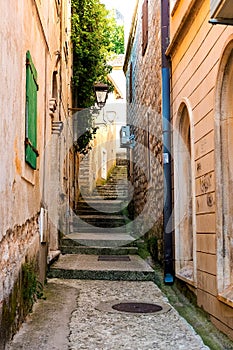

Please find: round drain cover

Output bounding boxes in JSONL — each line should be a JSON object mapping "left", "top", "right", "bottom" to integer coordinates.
{"left": 112, "top": 302, "right": 163, "bottom": 314}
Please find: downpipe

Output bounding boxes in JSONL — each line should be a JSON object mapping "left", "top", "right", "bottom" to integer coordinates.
{"left": 161, "top": 0, "right": 174, "bottom": 284}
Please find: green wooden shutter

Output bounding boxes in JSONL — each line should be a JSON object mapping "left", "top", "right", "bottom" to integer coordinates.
{"left": 25, "top": 51, "right": 39, "bottom": 170}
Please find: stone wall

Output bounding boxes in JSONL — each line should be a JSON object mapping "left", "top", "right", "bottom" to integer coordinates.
{"left": 124, "top": 0, "right": 164, "bottom": 261}
{"left": 0, "top": 214, "right": 47, "bottom": 350}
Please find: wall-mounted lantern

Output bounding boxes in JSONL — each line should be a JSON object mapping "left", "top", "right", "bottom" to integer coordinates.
{"left": 94, "top": 82, "right": 109, "bottom": 108}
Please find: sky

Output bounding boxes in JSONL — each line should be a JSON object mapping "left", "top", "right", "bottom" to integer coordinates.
{"left": 101, "top": 0, "right": 136, "bottom": 43}
{"left": 101, "top": 0, "right": 136, "bottom": 19}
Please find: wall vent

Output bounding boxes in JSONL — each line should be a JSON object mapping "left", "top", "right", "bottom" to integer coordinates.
{"left": 39, "top": 208, "right": 48, "bottom": 243}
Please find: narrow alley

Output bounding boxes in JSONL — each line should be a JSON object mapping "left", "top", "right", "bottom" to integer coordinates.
{"left": 6, "top": 163, "right": 232, "bottom": 350}
{"left": 2, "top": 0, "right": 233, "bottom": 348}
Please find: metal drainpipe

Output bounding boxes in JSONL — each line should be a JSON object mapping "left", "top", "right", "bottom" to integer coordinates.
{"left": 161, "top": 0, "right": 174, "bottom": 284}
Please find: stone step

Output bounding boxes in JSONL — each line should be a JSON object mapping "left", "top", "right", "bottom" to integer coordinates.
{"left": 62, "top": 239, "right": 133, "bottom": 248}
{"left": 73, "top": 215, "right": 126, "bottom": 228}
{"left": 60, "top": 245, "right": 138, "bottom": 255}
{"left": 83, "top": 194, "right": 127, "bottom": 200}
{"left": 76, "top": 208, "right": 124, "bottom": 216}
{"left": 62, "top": 233, "right": 135, "bottom": 247}
{"left": 62, "top": 236, "right": 136, "bottom": 246}
{"left": 74, "top": 214, "right": 125, "bottom": 219}
{"left": 95, "top": 188, "right": 128, "bottom": 194}
{"left": 97, "top": 178, "right": 127, "bottom": 183}
{"left": 71, "top": 225, "right": 128, "bottom": 233}
{"left": 77, "top": 199, "right": 124, "bottom": 210}
{"left": 48, "top": 254, "right": 155, "bottom": 282}
{"left": 94, "top": 185, "right": 128, "bottom": 190}
{"left": 76, "top": 222, "right": 126, "bottom": 228}
{"left": 99, "top": 187, "right": 127, "bottom": 192}
{"left": 93, "top": 194, "right": 128, "bottom": 199}
{"left": 91, "top": 193, "right": 128, "bottom": 201}
{"left": 116, "top": 158, "right": 128, "bottom": 166}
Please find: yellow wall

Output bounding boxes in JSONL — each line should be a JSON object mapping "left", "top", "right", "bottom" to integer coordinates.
{"left": 169, "top": 0, "right": 233, "bottom": 338}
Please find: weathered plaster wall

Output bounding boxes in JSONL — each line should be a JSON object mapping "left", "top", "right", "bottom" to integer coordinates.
{"left": 0, "top": 0, "right": 72, "bottom": 346}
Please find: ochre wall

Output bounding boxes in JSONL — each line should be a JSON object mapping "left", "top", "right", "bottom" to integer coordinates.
{"left": 169, "top": 0, "right": 233, "bottom": 339}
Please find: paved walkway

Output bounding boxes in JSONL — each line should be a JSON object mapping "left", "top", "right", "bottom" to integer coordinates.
{"left": 6, "top": 165, "right": 232, "bottom": 349}
{"left": 7, "top": 278, "right": 209, "bottom": 350}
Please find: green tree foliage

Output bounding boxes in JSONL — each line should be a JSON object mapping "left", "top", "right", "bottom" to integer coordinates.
{"left": 108, "top": 11, "right": 124, "bottom": 55}
{"left": 112, "top": 24, "right": 124, "bottom": 54}
{"left": 71, "top": 0, "right": 124, "bottom": 108}
{"left": 71, "top": 0, "right": 111, "bottom": 108}
{"left": 71, "top": 0, "right": 125, "bottom": 154}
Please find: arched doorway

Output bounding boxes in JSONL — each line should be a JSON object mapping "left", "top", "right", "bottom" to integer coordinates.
{"left": 174, "top": 102, "right": 195, "bottom": 282}
{"left": 215, "top": 39, "right": 233, "bottom": 295}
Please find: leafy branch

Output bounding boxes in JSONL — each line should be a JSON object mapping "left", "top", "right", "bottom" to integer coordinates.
{"left": 71, "top": 0, "right": 125, "bottom": 154}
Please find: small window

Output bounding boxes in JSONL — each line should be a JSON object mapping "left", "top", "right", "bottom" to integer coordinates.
{"left": 129, "top": 62, "right": 133, "bottom": 103}
{"left": 25, "top": 51, "right": 39, "bottom": 170}
{"left": 144, "top": 113, "right": 150, "bottom": 181}
{"left": 52, "top": 71, "right": 58, "bottom": 100}
{"left": 142, "top": 0, "right": 148, "bottom": 56}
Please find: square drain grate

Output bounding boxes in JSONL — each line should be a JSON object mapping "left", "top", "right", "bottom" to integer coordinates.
{"left": 98, "top": 255, "right": 131, "bottom": 262}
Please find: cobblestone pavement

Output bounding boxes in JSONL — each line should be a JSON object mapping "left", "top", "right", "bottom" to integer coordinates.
{"left": 67, "top": 280, "right": 209, "bottom": 350}
{"left": 8, "top": 279, "right": 210, "bottom": 350}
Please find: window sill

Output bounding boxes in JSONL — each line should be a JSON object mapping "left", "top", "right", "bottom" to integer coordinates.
{"left": 218, "top": 286, "right": 233, "bottom": 308}
{"left": 21, "top": 165, "right": 36, "bottom": 186}
{"left": 176, "top": 264, "right": 196, "bottom": 287}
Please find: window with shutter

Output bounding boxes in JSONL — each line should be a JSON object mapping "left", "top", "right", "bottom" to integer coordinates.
{"left": 142, "top": 0, "right": 148, "bottom": 56}
{"left": 25, "top": 51, "right": 39, "bottom": 170}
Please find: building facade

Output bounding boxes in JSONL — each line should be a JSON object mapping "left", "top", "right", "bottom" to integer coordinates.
{"left": 168, "top": 0, "right": 233, "bottom": 339}
{"left": 125, "top": 0, "right": 233, "bottom": 340}
{"left": 0, "top": 0, "right": 73, "bottom": 346}
{"left": 78, "top": 55, "right": 126, "bottom": 197}
{"left": 124, "top": 0, "right": 164, "bottom": 258}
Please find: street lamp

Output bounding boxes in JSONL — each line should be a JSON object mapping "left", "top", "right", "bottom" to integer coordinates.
{"left": 94, "top": 82, "right": 109, "bottom": 108}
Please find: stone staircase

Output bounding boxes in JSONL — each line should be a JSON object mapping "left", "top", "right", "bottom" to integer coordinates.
{"left": 48, "top": 164, "right": 155, "bottom": 281}
{"left": 61, "top": 164, "right": 135, "bottom": 253}
{"left": 92, "top": 165, "right": 128, "bottom": 200}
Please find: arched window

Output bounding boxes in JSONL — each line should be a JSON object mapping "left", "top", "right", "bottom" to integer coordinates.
{"left": 215, "top": 40, "right": 233, "bottom": 296}
{"left": 174, "top": 103, "right": 195, "bottom": 282}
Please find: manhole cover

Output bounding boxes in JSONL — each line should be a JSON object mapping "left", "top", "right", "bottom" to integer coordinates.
{"left": 96, "top": 300, "right": 171, "bottom": 315}
{"left": 98, "top": 255, "right": 131, "bottom": 262}
{"left": 112, "top": 302, "right": 163, "bottom": 313}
